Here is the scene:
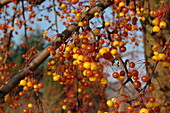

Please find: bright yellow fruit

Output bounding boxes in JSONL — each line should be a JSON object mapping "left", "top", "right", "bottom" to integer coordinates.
{"left": 152, "top": 18, "right": 159, "bottom": 26}
{"left": 152, "top": 26, "right": 160, "bottom": 33}
{"left": 83, "top": 62, "right": 91, "bottom": 69}
{"left": 111, "top": 49, "right": 118, "bottom": 55}
{"left": 139, "top": 108, "right": 149, "bottom": 113}
{"left": 106, "top": 100, "right": 113, "bottom": 107}
{"left": 159, "top": 21, "right": 166, "bottom": 29}
{"left": 20, "top": 80, "right": 27, "bottom": 86}
{"left": 101, "top": 78, "right": 108, "bottom": 84}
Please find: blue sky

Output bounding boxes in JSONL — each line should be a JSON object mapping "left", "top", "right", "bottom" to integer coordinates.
{"left": 2, "top": 0, "right": 145, "bottom": 73}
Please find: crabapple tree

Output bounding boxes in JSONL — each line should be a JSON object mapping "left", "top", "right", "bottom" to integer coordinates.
{"left": 0, "top": 0, "right": 169, "bottom": 113}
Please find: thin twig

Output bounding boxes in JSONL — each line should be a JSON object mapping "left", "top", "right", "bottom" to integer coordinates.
{"left": 52, "top": 0, "right": 58, "bottom": 32}
{"left": 3, "top": 3, "right": 17, "bottom": 64}
{"left": 21, "top": 0, "right": 29, "bottom": 48}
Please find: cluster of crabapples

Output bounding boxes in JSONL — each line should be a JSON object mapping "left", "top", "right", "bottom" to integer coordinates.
{"left": 106, "top": 95, "right": 162, "bottom": 113}
{"left": 4, "top": 77, "right": 43, "bottom": 112}
{"left": 152, "top": 45, "right": 170, "bottom": 68}
{"left": 106, "top": 98, "right": 151, "bottom": 113}
{"left": 43, "top": 1, "right": 170, "bottom": 113}
{"left": 45, "top": 39, "right": 161, "bottom": 113}
{"left": 19, "top": 77, "right": 44, "bottom": 92}
{"left": 150, "top": 9, "right": 167, "bottom": 33}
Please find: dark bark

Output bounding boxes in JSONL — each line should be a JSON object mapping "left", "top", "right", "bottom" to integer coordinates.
{"left": 142, "top": 0, "right": 170, "bottom": 112}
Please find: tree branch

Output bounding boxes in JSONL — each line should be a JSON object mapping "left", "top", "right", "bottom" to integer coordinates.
{"left": 0, "top": 0, "right": 11, "bottom": 8}
{"left": 0, "top": 0, "right": 114, "bottom": 99}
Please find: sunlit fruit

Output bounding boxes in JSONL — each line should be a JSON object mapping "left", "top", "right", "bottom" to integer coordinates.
{"left": 22, "top": 108, "right": 29, "bottom": 113}
{"left": 62, "top": 105, "right": 67, "bottom": 110}
{"left": 129, "top": 62, "right": 135, "bottom": 68}
{"left": 112, "top": 72, "right": 119, "bottom": 78}
{"left": 92, "top": 29, "right": 100, "bottom": 35}
{"left": 114, "top": 0, "right": 120, "bottom": 4}
{"left": 77, "top": 55, "right": 84, "bottom": 61}
{"left": 158, "top": 53, "right": 166, "bottom": 61}
{"left": 132, "top": 69, "right": 139, "bottom": 76}
{"left": 113, "top": 41, "right": 119, "bottom": 46}
{"left": 162, "top": 61, "right": 170, "bottom": 68}
{"left": 89, "top": 77, "right": 96, "bottom": 81}
{"left": 47, "top": 71, "right": 53, "bottom": 76}
{"left": 105, "top": 22, "right": 110, "bottom": 27}
{"left": 148, "top": 85, "right": 155, "bottom": 91}
{"left": 152, "top": 55, "right": 159, "bottom": 61}
{"left": 23, "top": 86, "right": 29, "bottom": 91}
{"left": 113, "top": 103, "right": 119, "bottom": 109}
{"left": 83, "top": 20, "right": 89, "bottom": 26}
{"left": 28, "top": 103, "right": 33, "bottom": 108}
{"left": 118, "top": 76, "right": 125, "bottom": 81}
{"left": 99, "top": 48, "right": 107, "bottom": 55}
{"left": 78, "top": 22, "right": 84, "bottom": 27}
{"left": 106, "top": 100, "right": 113, "bottom": 107}
{"left": 71, "top": 0, "right": 79, "bottom": 4}
{"left": 119, "top": 12, "right": 125, "bottom": 17}
{"left": 111, "top": 98, "right": 118, "bottom": 103}
{"left": 119, "top": 2, "right": 125, "bottom": 7}
{"left": 38, "top": 83, "right": 44, "bottom": 88}
{"left": 159, "top": 21, "right": 166, "bottom": 29}
{"left": 33, "top": 84, "right": 39, "bottom": 89}
{"left": 20, "top": 80, "right": 27, "bottom": 86}
{"left": 127, "top": 105, "right": 134, "bottom": 112}
{"left": 139, "top": 108, "right": 149, "bottom": 113}
{"left": 111, "top": 49, "right": 118, "bottom": 55}
{"left": 98, "top": 39, "right": 104, "bottom": 44}
{"left": 86, "top": 45, "right": 95, "bottom": 53}
{"left": 149, "top": 97, "right": 156, "bottom": 103}
{"left": 101, "top": 78, "right": 108, "bottom": 84}
{"left": 83, "top": 62, "right": 91, "bottom": 69}
{"left": 94, "top": 12, "right": 100, "bottom": 17}
{"left": 152, "top": 26, "right": 160, "bottom": 33}
{"left": 119, "top": 46, "right": 126, "bottom": 52}
{"left": 141, "top": 76, "right": 149, "bottom": 82}
{"left": 53, "top": 75, "right": 60, "bottom": 81}
{"left": 133, "top": 81, "right": 141, "bottom": 88}
{"left": 152, "top": 18, "right": 159, "bottom": 26}
{"left": 91, "top": 62, "right": 98, "bottom": 70}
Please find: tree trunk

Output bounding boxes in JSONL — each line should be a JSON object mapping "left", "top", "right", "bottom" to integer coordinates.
{"left": 142, "top": 0, "right": 170, "bottom": 112}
